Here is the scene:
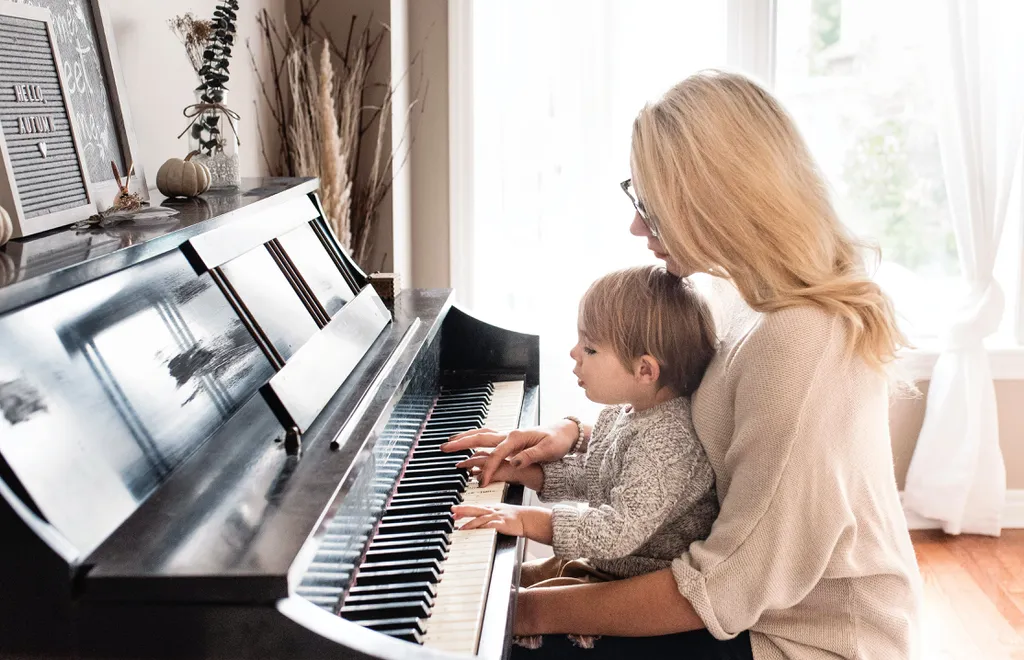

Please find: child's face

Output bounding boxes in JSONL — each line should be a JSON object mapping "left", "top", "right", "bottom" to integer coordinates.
{"left": 569, "top": 332, "right": 642, "bottom": 405}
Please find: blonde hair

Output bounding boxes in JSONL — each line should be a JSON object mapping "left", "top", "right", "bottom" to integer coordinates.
{"left": 630, "top": 70, "right": 907, "bottom": 371}
{"left": 579, "top": 266, "right": 716, "bottom": 396}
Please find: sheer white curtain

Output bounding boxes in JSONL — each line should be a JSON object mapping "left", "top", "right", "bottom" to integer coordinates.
{"left": 458, "top": 1, "right": 727, "bottom": 423}
{"left": 902, "top": 0, "right": 1024, "bottom": 535}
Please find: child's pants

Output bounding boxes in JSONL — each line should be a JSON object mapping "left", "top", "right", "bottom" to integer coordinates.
{"left": 516, "top": 557, "right": 615, "bottom": 649}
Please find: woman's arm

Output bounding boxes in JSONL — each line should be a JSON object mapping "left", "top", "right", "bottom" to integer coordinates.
{"left": 516, "top": 568, "right": 704, "bottom": 636}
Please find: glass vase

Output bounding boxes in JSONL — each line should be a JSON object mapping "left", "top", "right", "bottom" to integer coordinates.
{"left": 188, "top": 89, "right": 241, "bottom": 190}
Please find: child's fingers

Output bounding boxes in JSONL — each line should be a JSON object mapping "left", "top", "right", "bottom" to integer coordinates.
{"left": 483, "top": 520, "right": 511, "bottom": 531}
{"left": 457, "top": 513, "right": 502, "bottom": 531}
{"left": 452, "top": 504, "right": 496, "bottom": 519}
{"left": 442, "top": 428, "right": 502, "bottom": 452}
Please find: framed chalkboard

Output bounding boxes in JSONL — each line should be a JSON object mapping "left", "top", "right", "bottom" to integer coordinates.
{"left": 0, "top": 2, "right": 96, "bottom": 237}
{"left": 12, "top": 0, "right": 147, "bottom": 207}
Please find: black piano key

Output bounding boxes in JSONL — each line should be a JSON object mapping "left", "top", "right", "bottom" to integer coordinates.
{"left": 367, "top": 537, "right": 448, "bottom": 552}
{"left": 380, "top": 628, "right": 424, "bottom": 644}
{"left": 429, "top": 405, "right": 488, "bottom": 417}
{"left": 344, "top": 594, "right": 433, "bottom": 611}
{"left": 429, "top": 413, "right": 485, "bottom": 427}
{"left": 376, "top": 518, "right": 453, "bottom": 535}
{"left": 401, "top": 467, "right": 468, "bottom": 481}
{"left": 389, "top": 485, "right": 463, "bottom": 497}
{"left": 347, "top": 580, "right": 438, "bottom": 598}
{"left": 354, "top": 566, "right": 440, "bottom": 586}
{"left": 363, "top": 545, "right": 446, "bottom": 563}
{"left": 410, "top": 449, "right": 470, "bottom": 461}
{"left": 402, "top": 461, "right": 466, "bottom": 472}
{"left": 420, "top": 427, "right": 476, "bottom": 437}
{"left": 407, "top": 454, "right": 465, "bottom": 465}
{"left": 383, "top": 502, "right": 455, "bottom": 517}
{"left": 365, "top": 529, "right": 452, "bottom": 544}
{"left": 385, "top": 494, "right": 461, "bottom": 509}
{"left": 398, "top": 473, "right": 467, "bottom": 487}
{"left": 437, "top": 391, "right": 491, "bottom": 401}
{"left": 359, "top": 558, "right": 443, "bottom": 575}
{"left": 404, "top": 462, "right": 464, "bottom": 473}
{"left": 429, "top": 409, "right": 481, "bottom": 418}
{"left": 380, "top": 512, "right": 454, "bottom": 525}
{"left": 360, "top": 616, "right": 427, "bottom": 636}
{"left": 340, "top": 600, "right": 431, "bottom": 621}
{"left": 440, "top": 384, "right": 492, "bottom": 395}
{"left": 395, "top": 478, "right": 466, "bottom": 495}
{"left": 344, "top": 587, "right": 434, "bottom": 605}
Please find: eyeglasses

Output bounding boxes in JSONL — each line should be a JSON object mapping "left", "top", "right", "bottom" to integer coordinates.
{"left": 620, "top": 178, "right": 659, "bottom": 238}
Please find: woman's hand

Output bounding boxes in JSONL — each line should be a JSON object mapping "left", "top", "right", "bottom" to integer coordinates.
{"left": 452, "top": 504, "right": 553, "bottom": 545}
{"left": 456, "top": 450, "right": 545, "bottom": 491}
{"left": 441, "top": 420, "right": 579, "bottom": 486}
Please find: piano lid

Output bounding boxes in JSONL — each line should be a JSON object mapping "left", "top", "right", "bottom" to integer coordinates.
{"left": 0, "top": 178, "right": 320, "bottom": 316}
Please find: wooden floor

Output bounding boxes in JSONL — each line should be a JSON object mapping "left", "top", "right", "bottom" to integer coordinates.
{"left": 913, "top": 529, "right": 1024, "bottom": 659}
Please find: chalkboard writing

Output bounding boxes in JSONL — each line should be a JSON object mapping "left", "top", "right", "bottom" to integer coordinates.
{"left": 12, "top": 0, "right": 125, "bottom": 183}
{"left": 0, "top": 13, "right": 88, "bottom": 218}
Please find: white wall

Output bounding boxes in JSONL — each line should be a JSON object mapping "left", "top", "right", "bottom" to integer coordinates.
{"left": 103, "top": 0, "right": 287, "bottom": 187}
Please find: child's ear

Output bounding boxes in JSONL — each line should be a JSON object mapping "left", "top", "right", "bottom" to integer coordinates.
{"left": 635, "top": 355, "right": 661, "bottom": 385}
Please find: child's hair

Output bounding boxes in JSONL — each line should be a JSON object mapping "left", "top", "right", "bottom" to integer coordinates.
{"left": 578, "top": 266, "right": 717, "bottom": 396}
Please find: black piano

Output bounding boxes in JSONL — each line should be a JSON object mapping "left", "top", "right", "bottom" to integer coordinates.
{"left": 0, "top": 178, "right": 539, "bottom": 659}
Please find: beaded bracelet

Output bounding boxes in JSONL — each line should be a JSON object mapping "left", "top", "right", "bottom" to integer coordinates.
{"left": 564, "top": 415, "right": 585, "bottom": 454}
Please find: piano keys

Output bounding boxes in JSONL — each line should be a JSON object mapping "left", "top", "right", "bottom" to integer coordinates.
{"left": 0, "top": 178, "right": 539, "bottom": 659}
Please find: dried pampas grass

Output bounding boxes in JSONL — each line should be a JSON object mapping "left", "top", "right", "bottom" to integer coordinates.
{"left": 317, "top": 42, "right": 351, "bottom": 249}
{"left": 249, "top": 0, "right": 422, "bottom": 268}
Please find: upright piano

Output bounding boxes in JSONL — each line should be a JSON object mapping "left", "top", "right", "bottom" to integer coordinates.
{"left": 0, "top": 178, "right": 539, "bottom": 659}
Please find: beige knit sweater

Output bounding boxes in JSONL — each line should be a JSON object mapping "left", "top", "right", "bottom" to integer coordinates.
{"left": 673, "top": 300, "right": 923, "bottom": 660}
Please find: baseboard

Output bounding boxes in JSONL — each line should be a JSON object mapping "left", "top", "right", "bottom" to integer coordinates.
{"left": 901, "top": 489, "right": 1024, "bottom": 530}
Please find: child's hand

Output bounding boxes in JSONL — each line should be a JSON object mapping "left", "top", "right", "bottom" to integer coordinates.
{"left": 457, "top": 450, "right": 545, "bottom": 491}
{"left": 452, "top": 504, "right": 553, "bottom": 544}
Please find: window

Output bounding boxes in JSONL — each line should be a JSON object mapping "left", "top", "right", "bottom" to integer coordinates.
{"left": 775, "top": 0, "right": 959, "bottom": 339}
{"left": 466, "top": 0, "right": 727, "bottom": 421}
{"left": 452, "top": 0, "right": 1024, "bottom": 416}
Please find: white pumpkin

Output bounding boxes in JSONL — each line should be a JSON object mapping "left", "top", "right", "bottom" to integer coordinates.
{"left": 0, "top": 205, "right": 11, "bottom": 247}
{"left": 156, "top": 151, "right": 212, "bottom": 198}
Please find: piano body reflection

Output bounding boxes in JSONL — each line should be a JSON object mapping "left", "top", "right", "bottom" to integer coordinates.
{"left": 0, "top": 179, "right": 539, "bottom": 659}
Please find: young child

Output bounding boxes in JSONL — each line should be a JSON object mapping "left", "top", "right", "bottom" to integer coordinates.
{"left": 453, "top": 265, "right": 719, "bottom": 612}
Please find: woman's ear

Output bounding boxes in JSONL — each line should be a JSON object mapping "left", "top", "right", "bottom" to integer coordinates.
{"left": 635, "top": 355, "right": 661, "bottom": 385}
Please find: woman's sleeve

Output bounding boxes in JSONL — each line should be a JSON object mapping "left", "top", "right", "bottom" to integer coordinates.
{"left": 672, "top": 313, "right": 875, "bottom": 639}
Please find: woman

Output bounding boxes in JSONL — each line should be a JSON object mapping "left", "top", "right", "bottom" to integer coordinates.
{"left": 443, "top": 70, "right": 922, "bottom": 660}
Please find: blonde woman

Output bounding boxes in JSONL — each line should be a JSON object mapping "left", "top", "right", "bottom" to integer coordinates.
{"left": 444, "top": 70, "right": 922, "bottom": 660}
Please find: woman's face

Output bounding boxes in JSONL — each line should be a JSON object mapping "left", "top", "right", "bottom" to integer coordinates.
{"left": 629, "top": 210, "right": 686, "bottom": 276}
